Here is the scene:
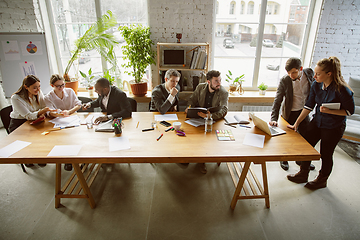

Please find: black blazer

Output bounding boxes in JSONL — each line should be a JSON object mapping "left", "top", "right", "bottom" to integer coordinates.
{"left": 90, "top": 86, "right": 132, "bottom": 119}
{"left": 150, "top": 83, "right": 179, "bottom": 114}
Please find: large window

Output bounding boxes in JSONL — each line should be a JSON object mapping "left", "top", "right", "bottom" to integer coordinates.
{"left": 214, "top": 0, "right": 315, "bottom": 89}
{"left": 48, "top": 0, "right": 148, "bottom": 87}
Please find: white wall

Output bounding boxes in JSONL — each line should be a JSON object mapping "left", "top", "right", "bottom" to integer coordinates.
{"left": 312, "top": 0, "right": 360, "bottom": 81}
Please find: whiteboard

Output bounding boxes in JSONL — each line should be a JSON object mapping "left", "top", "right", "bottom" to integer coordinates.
{"left": 0, "top": 32, "right": 52, "bottom": 98}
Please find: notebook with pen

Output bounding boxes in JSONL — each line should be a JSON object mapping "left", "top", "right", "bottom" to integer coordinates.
{"left": 186, "top": 106, "right": 221, "bottom": 118}
{"left": 95, "top": 120, "right": 114, "bottom": 132}
{"left": 224, "top": 114, "right": 250, "bottom": 125}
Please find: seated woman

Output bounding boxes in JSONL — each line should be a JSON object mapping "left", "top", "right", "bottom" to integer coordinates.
{"left": 9, "top": 75, "right": 56, "bottom": 168}
{"left": 44, "top": 74, "right": 82, "bottom": 171}
{"left": 44, "top": 74, "right": 82, "bottom": 118}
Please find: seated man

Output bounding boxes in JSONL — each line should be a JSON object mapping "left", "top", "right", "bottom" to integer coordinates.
{"left": 150, "top": 69, "right": 181, "bottom": 114}
{"left": 269, "top": 57, "right": 315, "bottom": 171}
{"left": 83, "top": 78, "right": 132, "bottom": 123}
{"left": 185, "top": 70, "right": 229, "bottom": 174}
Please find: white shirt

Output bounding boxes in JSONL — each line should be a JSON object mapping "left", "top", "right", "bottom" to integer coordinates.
{"left": 44, "top": 88, "right": 81, "bottom": 110}
{"left": 101, "top": 87, "right": 111, "bottom": 110}
{"left": 292, "top": 71, "right": 310, "bottom": 111}
{"left": 165, "top": 86, "right": 175, "bottom": 104}
{"left": 10, "top": 91, "right": 46, "bottom": 120}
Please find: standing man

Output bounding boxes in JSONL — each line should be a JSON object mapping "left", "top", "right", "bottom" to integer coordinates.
{"left": 150, "top": 69, "right": 181, "bottom": 114}
{"left": 269, "top": 57, "right": 315, "bottom": 171}
{"left": 185, "top": 70, "right": 229, "bottom": 173}
{"left": 83, "top": 78, "right": 132, "bottom": 123}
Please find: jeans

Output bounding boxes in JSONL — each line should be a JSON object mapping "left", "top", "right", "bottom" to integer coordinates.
{"left": 301, "top": 119, "right": 345, "bottom": 177}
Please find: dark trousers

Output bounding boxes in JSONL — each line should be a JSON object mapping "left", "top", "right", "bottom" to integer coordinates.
{"left": 287, "top": 110, "right": 309, "bottom": 139}
{"left": 8, "top": 118, "right": 27, "bottom": 133}
{"left": 301, "top": 119, "right": 345, "bottom": 177}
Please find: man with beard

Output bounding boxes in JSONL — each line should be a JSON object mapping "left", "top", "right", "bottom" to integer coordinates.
{"left": 150, "top": 69, "right": 181, "bottom": 114}
{"left": 185, "top": 70, "right": 229, "bottom": 173}
{"left": 82, "top": 78, "right": 132, "bottom": 123}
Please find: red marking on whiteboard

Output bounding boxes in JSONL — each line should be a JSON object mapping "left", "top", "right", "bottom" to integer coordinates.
{"left": 29, "top": 41, "right": 32, "bottom": 44}
{"left": 25, "top": 61, "right": 27, "bottom": 64}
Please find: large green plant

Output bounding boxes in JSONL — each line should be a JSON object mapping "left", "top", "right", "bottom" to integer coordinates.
{"left": 119, "top": 24, "right": 156, "bottom": 83}
{"left": 63, "top": 10, "right": 118, "bottom": 81}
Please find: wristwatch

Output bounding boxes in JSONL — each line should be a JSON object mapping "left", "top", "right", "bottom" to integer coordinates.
{"left": 107, "top": 115, "right": 113, "bottom": 120}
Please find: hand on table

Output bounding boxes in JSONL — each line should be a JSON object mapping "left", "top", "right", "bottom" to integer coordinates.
{"left": 269, "top": 121, "right": 278, "bottom": 126}
{"left": 94, "top": 116, "right": 109, "bottom": 124}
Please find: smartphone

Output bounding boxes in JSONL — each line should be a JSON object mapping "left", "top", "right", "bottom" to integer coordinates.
{"left": 160, "top": 120, "right": 171, "bottom": 127}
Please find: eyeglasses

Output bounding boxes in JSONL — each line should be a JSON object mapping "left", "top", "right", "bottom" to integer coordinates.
{"left": 55, "top": 84, "right": 65, "bottom": 89}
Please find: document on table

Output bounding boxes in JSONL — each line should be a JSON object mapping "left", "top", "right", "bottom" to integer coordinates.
{"left": 322, "top": 103, "right": 340, "bottom": 110}
{"left": 243, "top": 133, "right": 265, "bottom": 148}
{"left": 154, "top": 114, "right": 178, "bottom": 121}
{"left": 185, "top": 118, "right": 205, "bottom": 127}
{"left": 47, "top": 145, "right": 83, "bottom": 156}
{"left": 81, "top": 113, "right": 105, "bottom": 125}
{"left": 0, "top": 140, "right": 31, "bottom": 158}
{"left": 49, "top": 115, "right": 81, "bottom": 128}
{"left": 108, "top": 137, "right": 131, "bottom": 151}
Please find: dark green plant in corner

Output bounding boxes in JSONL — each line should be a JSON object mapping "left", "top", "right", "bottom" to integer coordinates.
{"left": 63, "top": 10, "right": 118, "bottom": 81}
{"left": 119, "top": 24, "right": 156, "bottom": 83}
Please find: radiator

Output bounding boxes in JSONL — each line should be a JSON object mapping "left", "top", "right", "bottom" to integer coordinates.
{"left": 242, "top": 105, "right": 272, "bottom": 112}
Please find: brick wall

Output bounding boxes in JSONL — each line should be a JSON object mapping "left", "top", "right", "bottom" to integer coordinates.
{"left": 147, "top": 0, "right": 214, "bottom": 86}
{"left": 0, "top": 0, "right": 37, "bottom": 32}
{"left": 312, "top": 0, "right": 360, "bottom": 81}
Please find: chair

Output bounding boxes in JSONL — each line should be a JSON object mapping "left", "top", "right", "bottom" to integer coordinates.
{"left": 0, "top": 105, "right": 26, "bottom": 173}
{"left": 77, "top": 97, "right": 94, "bottom": 112}
{"left": 127, "top": 97, "right": 137, "bottom": 112}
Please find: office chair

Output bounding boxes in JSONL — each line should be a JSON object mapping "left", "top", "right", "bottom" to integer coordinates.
{"left": 127, "top": 98, "right": 137, "bottom": 112}
{"left": 77, "top": 96, "right": 94, "bottom": 112}
{"left": 0, "top": 105, "right": 26, "bottom": 173}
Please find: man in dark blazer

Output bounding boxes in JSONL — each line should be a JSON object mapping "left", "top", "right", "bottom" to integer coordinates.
{"left": 150, "top": 69, "right": 180, "bottom": 114}
{"left": 83, "top": 78, "right": 132, "bottom": 123}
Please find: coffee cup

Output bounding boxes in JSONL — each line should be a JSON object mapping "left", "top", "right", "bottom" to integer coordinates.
{"left": 173, "top": 122, "right": 181, "bottom": 131}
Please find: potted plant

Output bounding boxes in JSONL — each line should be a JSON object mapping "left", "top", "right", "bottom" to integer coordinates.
{"left": 63, "top": 10, "right": 118, "bottom": 93}
{"left": 119, "top": 24, "right": 156, "bottom": 97}
{"left": 258, "top": 82, "right": 268, "bottom": 95}
{"left": 225, "top": 70, "right": 245, "bottom": 94}
{"left": 79, "top": 68, "right": 96, "bottom": 96}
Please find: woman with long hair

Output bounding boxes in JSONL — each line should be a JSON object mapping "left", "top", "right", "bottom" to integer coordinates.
{"left": 287, "top": 56, "right": 355, "bottom": 190}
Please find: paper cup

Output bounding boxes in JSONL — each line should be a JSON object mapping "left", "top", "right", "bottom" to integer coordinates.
{"left": 173, "top": 122, "right": 181, "bottom": 131}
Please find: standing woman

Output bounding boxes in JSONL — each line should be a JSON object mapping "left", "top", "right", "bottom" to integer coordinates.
{"left": 44, "top": 74, "right": 82, "bottom": 171}
{"left": 287, "top": 56, "right": 355, "bottom": 190}
{"left": 9, "top": 75, "right": 55, "bottom": 168}
{"left": 44, "top": 74, "right": 82, "bottom": 117}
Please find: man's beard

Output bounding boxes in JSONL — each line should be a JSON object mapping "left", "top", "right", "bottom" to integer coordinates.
{"left": 210, "top": 84, "right": 219, "bottom": 91}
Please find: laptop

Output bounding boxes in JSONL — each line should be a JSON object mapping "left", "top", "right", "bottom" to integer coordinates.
{"left": 251, "top": 113, "right": 286, "bottom": 137}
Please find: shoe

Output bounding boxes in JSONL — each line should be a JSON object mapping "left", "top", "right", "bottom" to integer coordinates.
{"left": 38, "top": 163, "right": 47, "bottom": 167}
{"left": 305, "top": 174, "right": 328, "bottom": 190}
{"left": 287, "top": 169, "right": 310, "bottom": 183}
{"left": 25, "top": 163, "right": 34, "bottom": 168}
{"left": 280, "top": 161, "right": 289, "bottom": 171}
{"left": 295, "top": 161, "right": 315, "bottom": 170}
{"left": 64, "top": 164, "right": 72, "bottom": 171}
{"left": 199, "top": 163, "right": 207, "bottom": 174}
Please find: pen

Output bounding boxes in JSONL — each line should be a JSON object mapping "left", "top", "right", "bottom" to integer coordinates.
{"left": 136, "top": 121, "right": 139, "bottom": 128}
{"left": 142, "top": 128, "right": 155, "bottom": 132}
{"left": 157, "top": 133, "right": 163, "bottom": 141}
{"left": 238, "top": 124, "right": 251, "bottom": 128}
{"left": 165, "top": 127, "right": 174, "bottom": 132}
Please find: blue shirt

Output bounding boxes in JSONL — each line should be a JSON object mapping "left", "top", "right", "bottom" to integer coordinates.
{"left": 304, "top": 81, "right": 354, "bottom": 129}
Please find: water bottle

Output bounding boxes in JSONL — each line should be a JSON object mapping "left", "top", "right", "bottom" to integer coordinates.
{"left": 205, "top": 113, "right": 213, "bottom": 133}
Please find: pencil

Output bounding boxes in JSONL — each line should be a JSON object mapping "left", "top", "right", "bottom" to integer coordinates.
{"left": 136, "top": 121, "right": 139, "bottom": 128}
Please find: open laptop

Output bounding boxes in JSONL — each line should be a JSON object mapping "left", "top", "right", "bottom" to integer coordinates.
{"left": 251, "top": 113, "right": 286, "bottom": 137}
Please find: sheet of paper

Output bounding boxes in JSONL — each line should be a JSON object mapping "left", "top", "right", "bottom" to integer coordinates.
{"left": 49, "top": 115, "right": 81, "bottom": 128}
{"left": 108, "top": 137, "right": 131, "bottom": 151}
{"left": 81, "top": 113, "right": 105, "bottom": 125}
{"left": 154, "top": 114, "right": 178, "bottom": 121}
{"left": 0, "top": 140, "right": 31, "bottom": 158}
{"left": 322, "top": 103, "right": 340, "bottom": 110}
{"left": 242, "top": 133, "right": 265, "bottom": 148}
{"left": 47, "top": 145, "right": 82, "bottom": 156}
{"left": 185, "top": 118, "right": 205, "bottom": 127}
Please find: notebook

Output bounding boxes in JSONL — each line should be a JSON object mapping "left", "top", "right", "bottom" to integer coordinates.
{"left": 224, "top": 114, "right": 250, "bottom": 125}
{"left": 186, "top": 106, "right": 221, "bottom": 118}
{"left": 251, "top": 114, "right": 286, "bottom": 137}
{"left": 95, "top": 120, "right": 114, "bottom": 132}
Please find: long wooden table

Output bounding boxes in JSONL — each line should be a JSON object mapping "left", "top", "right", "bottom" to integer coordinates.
{"left": 0, "top": 112, "right": 320, "bottom": 209}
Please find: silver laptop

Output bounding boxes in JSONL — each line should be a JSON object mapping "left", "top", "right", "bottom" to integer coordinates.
{"left": 251, "top": 113, "right": 286, "bottom": 137}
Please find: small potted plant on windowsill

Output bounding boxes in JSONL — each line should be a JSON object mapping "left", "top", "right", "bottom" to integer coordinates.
{"left": 119, "top": 24, "right": 156, "bottom": 97}
{"left": 225, "top": 70, "right": 245, "bottom": 94}
{"left": 79, "top": 68, "right": 96, "bottom": 97}
{"left": 258, "top": 82, "right": 268, "bottom": 95}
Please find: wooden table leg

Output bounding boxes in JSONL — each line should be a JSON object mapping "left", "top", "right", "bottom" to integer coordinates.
{"left": 230, "top": 161, "right": 251, "bottom": 210}
{"left": 72, "top": 163, "right": 96, "bottom": 209}
{"left": 55, "top": 163, "right": 61, "bottom": 208}
{"left": 261, "top": 162, "right": 270, "bottom": 208}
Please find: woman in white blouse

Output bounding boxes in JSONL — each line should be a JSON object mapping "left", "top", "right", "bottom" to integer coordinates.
{"left": 9, "top": 75, "right": 56, "bottom": 168}
{"left": 44, "top": 74, "right": 81, "bottom": 117}
{"left": 44, "top": 74, "right": 82, "bottom": 171}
